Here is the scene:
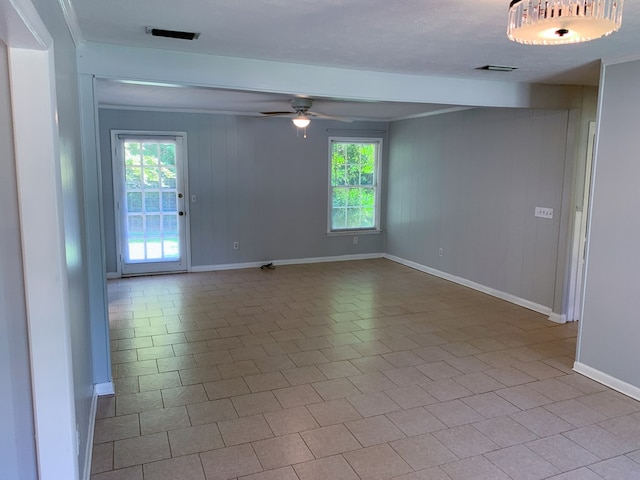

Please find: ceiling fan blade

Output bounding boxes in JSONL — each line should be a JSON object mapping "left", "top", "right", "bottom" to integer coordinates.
{"left": 309, "top": 111, "right": 353, "bottom": 122}
{"left": 260, "top": 111, "right": 294, "bottom": 116}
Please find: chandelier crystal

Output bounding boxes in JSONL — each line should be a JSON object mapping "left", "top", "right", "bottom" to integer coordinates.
{"left": 508, "top": 0, "right": 624, "bottom": 45}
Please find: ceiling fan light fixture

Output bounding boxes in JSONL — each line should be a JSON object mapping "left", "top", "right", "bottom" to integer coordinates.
{"left": 292, "top": 116, "right": 311, "bottom": 128}
{"left": 507, "top": 0, "right": 624, "bottom": 45}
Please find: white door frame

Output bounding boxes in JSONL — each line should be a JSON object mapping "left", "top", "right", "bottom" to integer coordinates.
{"left": 111, "top": 130, "right": 191, "bottom": 277}
{"left": 566, "top": 121, "right": 596, "bottom": 322}
{"left": 2, "top": 0, "right": 79, "bottom": 478}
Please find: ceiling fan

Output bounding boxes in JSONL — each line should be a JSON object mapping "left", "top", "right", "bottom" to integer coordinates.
{"left": 260, "top": 98, "right": 352, "bottom": 129}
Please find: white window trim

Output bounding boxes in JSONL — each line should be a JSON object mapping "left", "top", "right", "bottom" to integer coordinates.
{"left": 327, "top": 137, "right": 383, "bottom": 234}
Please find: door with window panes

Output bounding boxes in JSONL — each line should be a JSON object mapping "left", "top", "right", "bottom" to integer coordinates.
{"left": 113, "top": 133, "right": 189, "bottom": 275}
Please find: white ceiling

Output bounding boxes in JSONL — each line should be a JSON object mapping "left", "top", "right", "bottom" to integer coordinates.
{"left": 72, "top": 0, "right": 640, "bottom": 118}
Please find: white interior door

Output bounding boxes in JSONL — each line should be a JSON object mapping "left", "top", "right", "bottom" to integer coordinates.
{"left": 112, "top": 132, "right": 189, "bottom": 275}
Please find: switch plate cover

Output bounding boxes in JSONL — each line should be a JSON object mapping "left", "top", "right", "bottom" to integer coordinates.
{"left": 535, "top": 207, "right": 554, "bottom": 219}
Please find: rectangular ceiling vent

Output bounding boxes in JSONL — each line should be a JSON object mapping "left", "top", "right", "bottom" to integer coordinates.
{"left": 145, "top": 26, "right": 200, "bottom": 41}
{"left": 477, "top": 65, "right": 518, "bottom": 72}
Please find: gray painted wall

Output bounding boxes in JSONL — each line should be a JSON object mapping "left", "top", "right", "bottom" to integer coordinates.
{"left": 386, "top": 108, "right": 570, "bottom": 310}
{"left": 577, "top": 59, "right": 640, "bottom": 388}
{"left": 0, "top": 40, "right": 38, "bottom": 480}
{"left": 33, "top": 0, "right": 96, "bottom": 475}
{"left": 79, "top": 75, "right": 112, "bottom": 386}
{"left": 98, "top": 109, "right": 386, "bottom": 273}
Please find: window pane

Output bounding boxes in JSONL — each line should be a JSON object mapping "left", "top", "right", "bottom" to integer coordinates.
{"left": 146, "top": 238, "right": 162, "bottom": 260}
{"left": 143, "top": 143, "right": 159, "bottom": 165}
{"left": 163, "top": 214, "right": 178, "bottom": 234}
{"left": 127, "top": 192, "right": 142, "bottom": 212}
{"left": 346, "top": 207, "right": 361, "bottom": 228}
{"left": 331, "top": 165, "right": 347, "bottom": 186}
{"left": 146, "top": 215, "right": 161, "bottom": 234}
{"left": 125, "top": 166, "right": 142, "bottom": 189}
{"left": 332, "top": 188, "right": 348, "bottom": 207}
{"left": 347, "top": 187, "right": 362, "bottom": 207}
{"left": 332, "top": 208, "right": 347, "bottom": 229}
{"left": 162, "top": 192, "right": 177, "bottom": 212}
{"left": 143, "top": 166, "right": 160, "bottom": 188}
{"left": 161, "top": 166, "right": 177, "bottom": 189}
{"left": 362, "top": 188, "right": 375, "bottom": 208}
{"left": 160, "top": 143, "right": 176, "bottom": 166}
{"left": 361, "top": 171, "right": 374, "bottom": 186}
{"left": 125, "top": 142, "right": 141, "bottom": 166}
{"left": 145, "top": 192, "right": 160, "bottom": 212}
{"left": 128, "top": 215, "right": 143, "bottom": 235}
{"left": 347, "top": 164, "right": 361, "bottom": 185}
{"left": 361, "top": 208, "right": 375, "bottom": 228}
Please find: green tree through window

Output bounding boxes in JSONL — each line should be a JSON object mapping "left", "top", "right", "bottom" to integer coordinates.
{"left": 329, "top": 138, "right": 381, "bottom": 231}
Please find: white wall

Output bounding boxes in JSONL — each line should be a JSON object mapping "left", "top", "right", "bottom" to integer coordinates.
{"left": 98, "top": 109, "right": 387, "bottom": 273}
{"left": 386, "top": 108, "right": 572, "bottom": 313}
{"left": 0, "top": 39, "right": 38, "bottom": 480}
{"left": 576, "top": 58, "right": 640, "bottom": 396}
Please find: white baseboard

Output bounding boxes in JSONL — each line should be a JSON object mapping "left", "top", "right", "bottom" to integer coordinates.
{"left": 95, "top": 381, "right": 115, "bottom": 396}
{"left": 573, "top": 362, "right": 640, "bottom": 402}
{"left": 191, "top": 253, "right": 384, "bottom": 273}
{"left": 82, "top": 382, "right": 114, "bottom": 480}
{"left": 548, "top": 313, "right": 567, "bottom": 324}
{"left": 82, "top": 387, "right": 97, "bottom": 480}
{"left": 383, "top": 254, "right": 560, "bottom": 320}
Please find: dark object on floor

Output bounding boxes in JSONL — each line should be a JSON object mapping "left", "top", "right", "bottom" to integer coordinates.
{"left": 260, "top": 262, "right": 275, "bottom": 270}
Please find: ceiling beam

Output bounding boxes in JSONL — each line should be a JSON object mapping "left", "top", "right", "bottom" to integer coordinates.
{"left": 77, "top": 42, "right": 582, "bottom": 110}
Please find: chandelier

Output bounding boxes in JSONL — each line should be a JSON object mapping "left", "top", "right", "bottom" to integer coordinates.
{"left": 508, "top": 0, "right": 624, "bottom": 45}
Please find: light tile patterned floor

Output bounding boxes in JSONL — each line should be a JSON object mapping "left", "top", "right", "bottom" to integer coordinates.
{"left": 92, "top": 259, "right": 640, "bottom": 480}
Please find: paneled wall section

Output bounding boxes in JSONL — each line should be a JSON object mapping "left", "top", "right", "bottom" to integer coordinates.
{"left": 386, "top": 108, "right": 570, "bottom": 310}
{"left": 98, "top": 109, "right": 387, "bottom": 273}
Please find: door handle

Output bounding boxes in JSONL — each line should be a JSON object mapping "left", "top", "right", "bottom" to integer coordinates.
{"left": 178, "top": 193, "right": 183, "bottom": 198}
{"left": 179, "top": 211, "right": 184, "bottom": 216}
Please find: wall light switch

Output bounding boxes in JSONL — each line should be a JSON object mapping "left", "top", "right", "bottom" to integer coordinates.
{"left": 535, "top": 207, "right": 554, "bottom": 219}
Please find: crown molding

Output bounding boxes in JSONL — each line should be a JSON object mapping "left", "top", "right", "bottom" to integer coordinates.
{"left": 58, "top": 0, "right": 83, "bottom": 47}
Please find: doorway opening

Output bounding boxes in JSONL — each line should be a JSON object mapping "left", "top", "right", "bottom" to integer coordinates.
{"left": 566, "top": 121, "right": 596, "bottom": 321}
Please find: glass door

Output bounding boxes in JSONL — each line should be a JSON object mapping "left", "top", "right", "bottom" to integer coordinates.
{"left": 113, "top": 133, "right": 188, "bottom": 275}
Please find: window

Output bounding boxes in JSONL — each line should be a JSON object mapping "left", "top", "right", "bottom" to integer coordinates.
{"left": 329, "top": 138, "right": 381, "bottom": 232}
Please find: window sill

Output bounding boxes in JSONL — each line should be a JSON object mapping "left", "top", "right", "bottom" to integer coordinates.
{"left": 327, "top": 229, "right": 381, "bottom": 237}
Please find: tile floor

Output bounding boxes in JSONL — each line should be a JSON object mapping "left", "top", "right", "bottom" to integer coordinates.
{"left": 92, "top": 259, "right": 640, "bottom": 480}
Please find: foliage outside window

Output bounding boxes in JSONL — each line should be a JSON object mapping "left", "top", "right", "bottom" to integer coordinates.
{"left": 329, "top": 138, "right": 381, "bottom": 232}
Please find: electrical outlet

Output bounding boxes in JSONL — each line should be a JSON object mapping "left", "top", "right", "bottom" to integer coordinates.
{"left": 233, "top": 241, "right": 239, "bottom": 250}
{"left": 535, "top": 207, "right": 554, "bottom": 219}
{"left": 439, "top": 248, "right": 443, "bottom": 257}
{"left": 353, "top": 236, "right": 359, "bottom": 245}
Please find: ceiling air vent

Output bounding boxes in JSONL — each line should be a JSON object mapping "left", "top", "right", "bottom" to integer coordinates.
{"left": 145, "top": 27, "right": 200, "bottom": 40}
{"left": 477, "top": 65, "right": 518, "bottom": 72}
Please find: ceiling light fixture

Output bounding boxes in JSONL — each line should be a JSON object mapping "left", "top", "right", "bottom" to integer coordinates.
{"left": 292, "top": 115, "right": 311, "bottom": 128}
{"left": 507, "top": 0, "right": 624, "bottom": 45}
